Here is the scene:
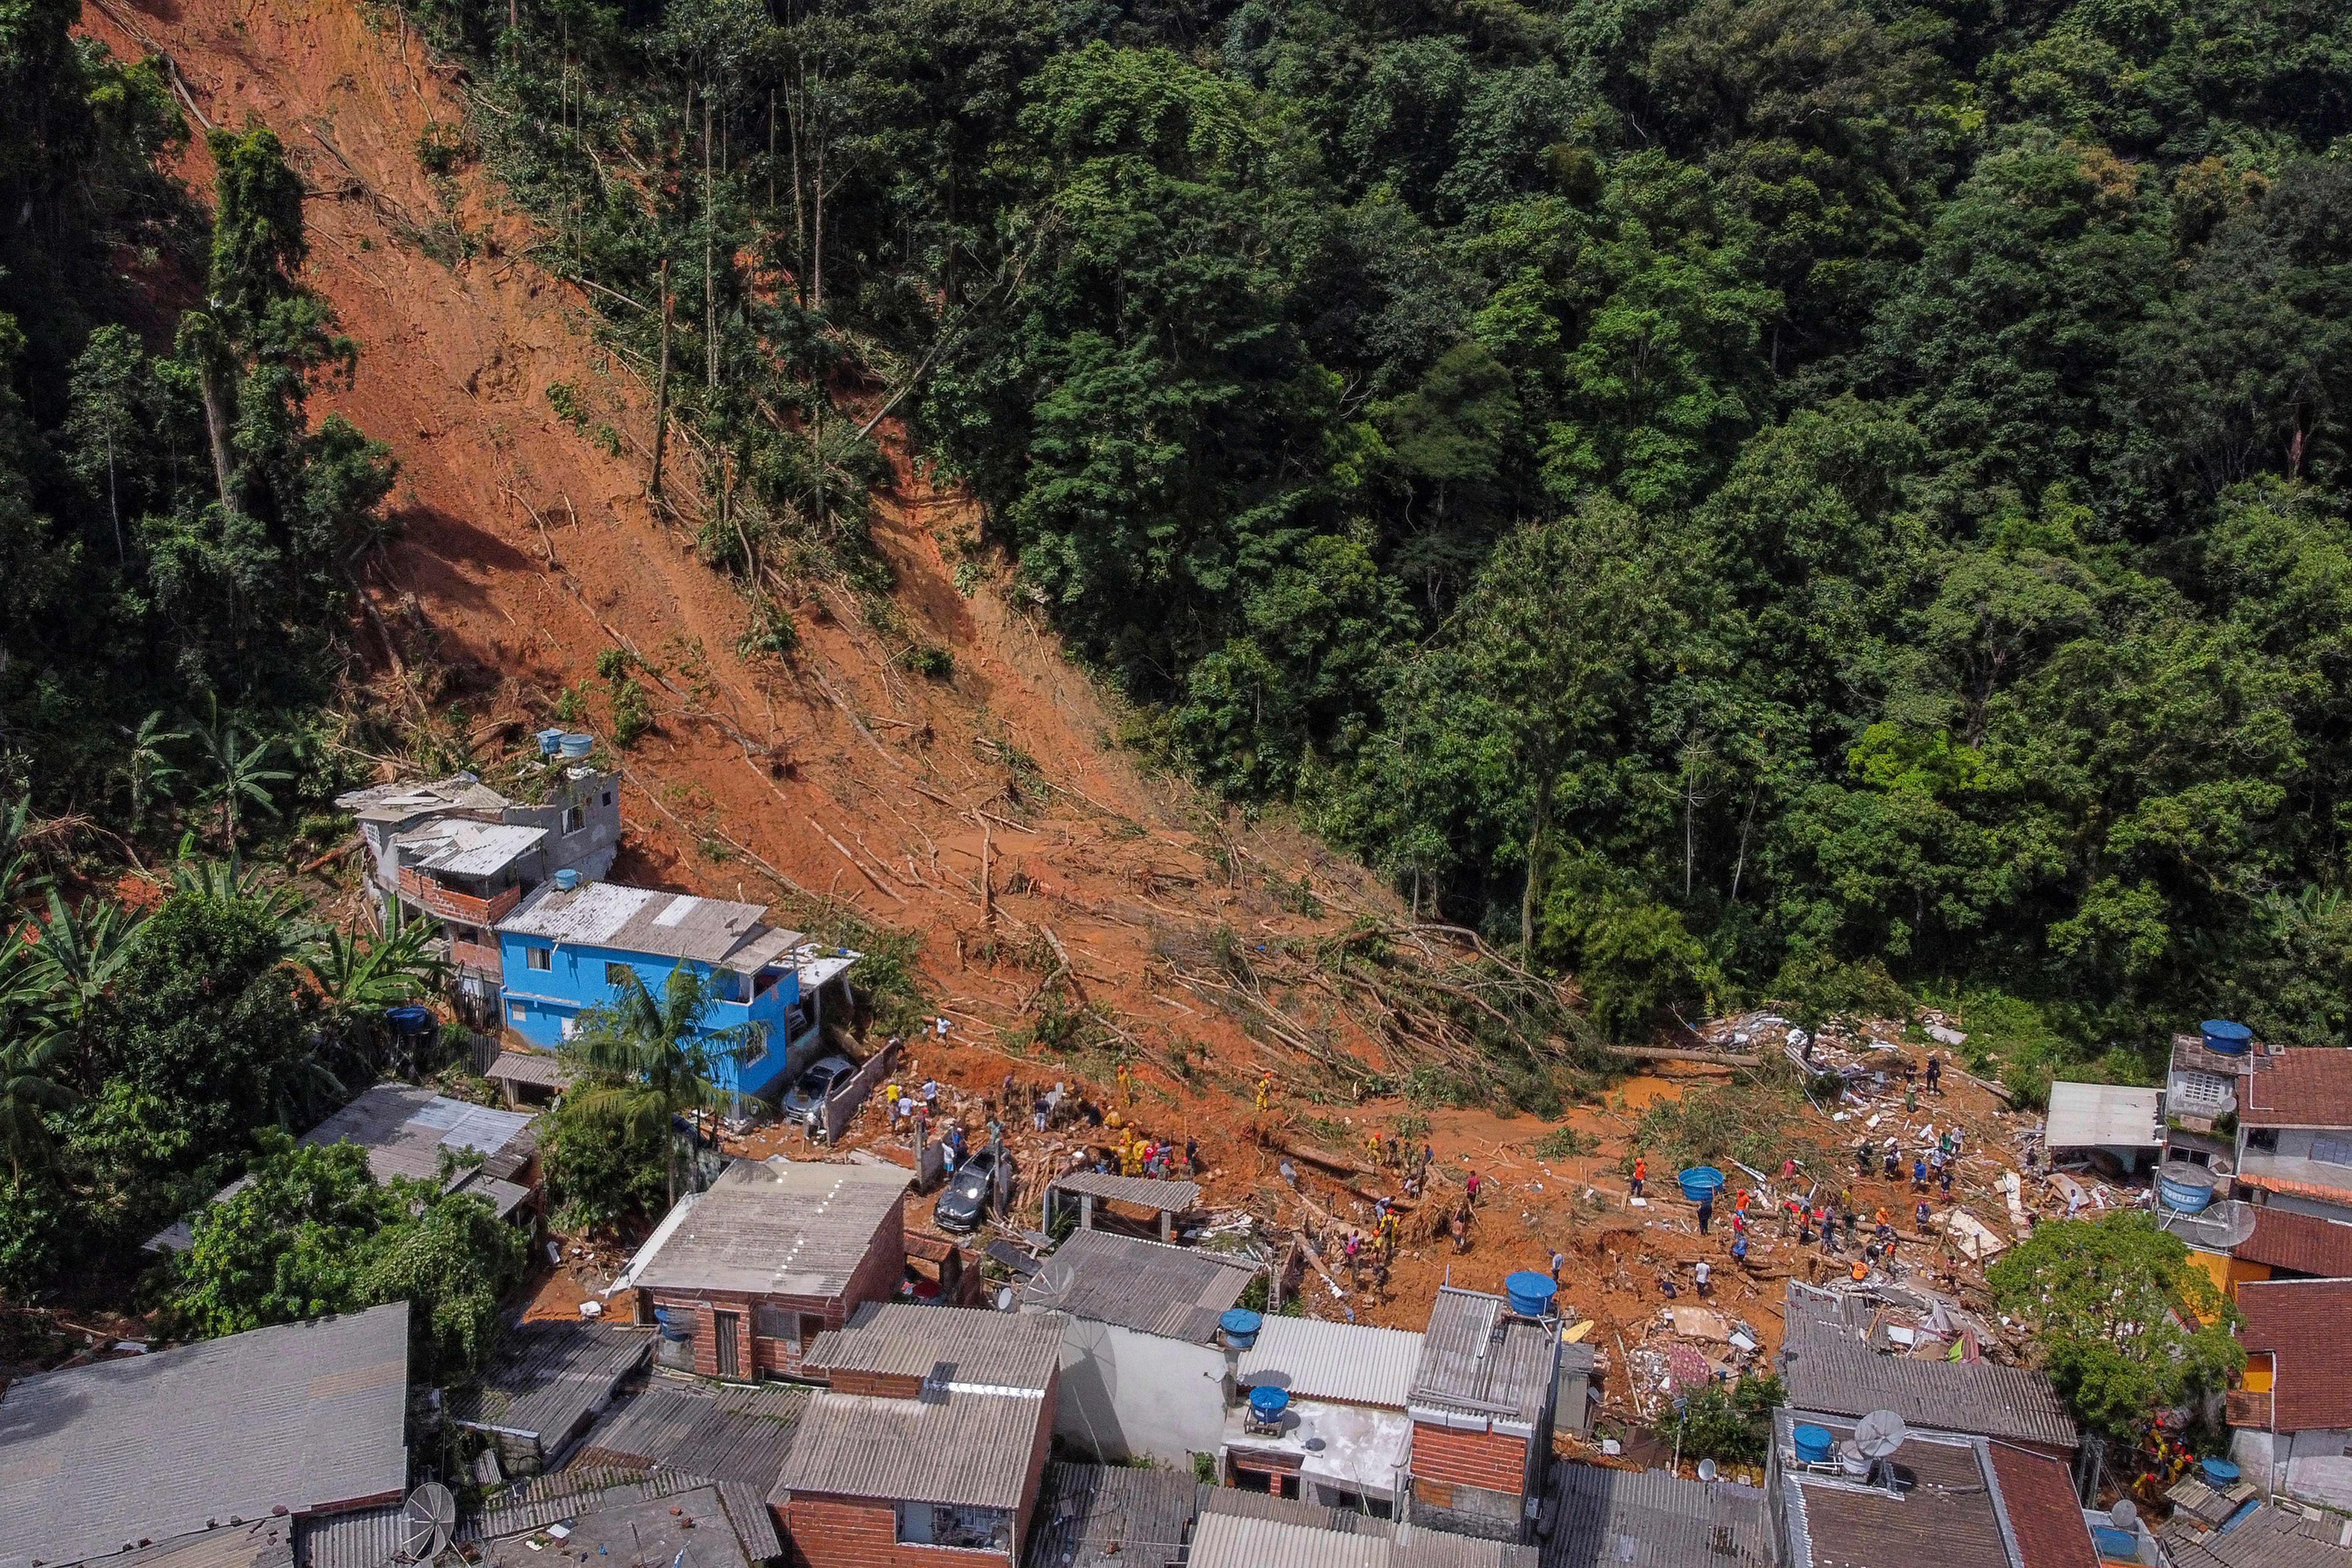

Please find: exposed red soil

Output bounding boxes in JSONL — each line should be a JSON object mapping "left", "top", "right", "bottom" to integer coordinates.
{"left": 74, "top": 0, "right": 2069, "bottom": 1428}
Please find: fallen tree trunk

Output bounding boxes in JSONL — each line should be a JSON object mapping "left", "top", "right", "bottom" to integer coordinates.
{"left": 1606, "top": 1045, "right": 1763, "bottom": 1067}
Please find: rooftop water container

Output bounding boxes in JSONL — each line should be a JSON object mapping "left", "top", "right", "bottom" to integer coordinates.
{"left": 1246, "top": 1385, "right": 1289, "bottom": 1422}
{"left": 2157, "top": 1160, "right": 2216, "bottom": 1213}
{"left": 1218, "top": 1309, "right": 1264, "bottom": 1350}
{"left": 535, "top": 728, "right": 567, "bottom": 756}
{"left": 1504, "top": 1270, "right": 1557, "bottom": 1319}
{"left": 2200, "top": 1020, "right": 2253, "bottom": 1055}
{"left": 559, "top": 733, "right": 595, "bottom": 760}
{"left": 386, "top": 1005, "right": 435, "bottom": 1047}
{"left": 554, "top": 868, "right": 581, "bottom": 891}
{"left": 1792, "top": 1424, "right": 1835, "bottom": 1464}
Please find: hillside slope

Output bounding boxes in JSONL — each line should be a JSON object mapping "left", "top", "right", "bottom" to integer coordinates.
{"left": 77, "top": 0, "right": 1395, "bottom": 1093}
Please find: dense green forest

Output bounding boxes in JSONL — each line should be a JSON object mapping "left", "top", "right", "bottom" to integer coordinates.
{"left": 415, "top": 0, "right": 2352, "bottom": 1072}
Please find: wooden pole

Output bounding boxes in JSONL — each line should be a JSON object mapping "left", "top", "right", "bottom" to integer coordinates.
{"left": 650, "top": 260, "right": 672, "bottom": 499}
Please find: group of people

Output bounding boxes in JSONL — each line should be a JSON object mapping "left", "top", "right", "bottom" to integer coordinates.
{"left": 1096, "top": 1125, "right": 1200, "bottom": 1180}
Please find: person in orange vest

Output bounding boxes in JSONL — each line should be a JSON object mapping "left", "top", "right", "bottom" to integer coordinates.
{"left": 1255, "top": 1070, "right": 1274, "bottom": 1110}
{"left": 1629, "top": 1156, "right": 1647, "bottom": 1199}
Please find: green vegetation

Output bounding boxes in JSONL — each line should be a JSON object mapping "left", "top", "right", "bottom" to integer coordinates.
{"left": 1986, "top": 1213, "right": 2244, "bottom": 1439}
{"left": 391, "top": 0, "right": 2352, "bottom": 1065}
{"left": 168, "top": 1131, "right": 529, "bottom": 1382}
{"left": 1653, "top": 1373, "right": 1784, "bottom": 1465}
{"left": 565, "top": 966, "right": 763, "bottom": 1205}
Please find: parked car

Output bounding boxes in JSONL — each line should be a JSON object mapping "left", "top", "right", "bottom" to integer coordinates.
{"left": 934, "top": 1144, "right": 1010, "bottom": 1234}
{"left": 780, "top": 1054, "right": 858, "bottom": 1133}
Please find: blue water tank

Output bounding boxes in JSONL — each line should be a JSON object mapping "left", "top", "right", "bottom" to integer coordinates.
{"left": 2092, "top": 1526, "right": 2138, "bottom": 1560}
{"left": 2201, "top": 1020, "right": 2253, "bottom": 1055}
{"left": 1504, "top": 1270, "right": 1557, "bottom": 1318}
{"left": 1792, "top": 1424, "right": 1836, "bottom": 1464}
{"left": 554, "top": 868, "right": 581, "bottom": 891}
{"left": 1678, "top": 1166, "right": 1727, "bottom": 1202}
{"left": 1219, "top": 1308, "right": 1264, "bottom": 1350}
{"left": 1247, "top": 1385, "right": 1289, "bottom": 1420}
{"left": 536, "top": 727, "right": 567, "bottom": 756}
{"left": 2200, "top": 1457, "right": 2241, "bottom": 1485}
{"left": 560, "top": 733, "right": 595, "bottom": 760}
{"left": 2158, "top": 1161, "right": 2216, "bottom": 1213}
{"left": 386, "top": 1005, "right": 435, "bottom": 1041}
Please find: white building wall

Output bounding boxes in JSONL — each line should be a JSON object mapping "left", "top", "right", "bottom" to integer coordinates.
{"left": 1046, "top": 1315, "right": 1229, "bottom": 1466}
{"left": 2233, "top": 1427, "right": 2352, "bottom": 1513}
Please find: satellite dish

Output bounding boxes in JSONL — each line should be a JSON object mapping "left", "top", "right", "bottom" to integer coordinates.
{"left": 399, "top": 1483, "right": 456, "bottom": 1562}
{"left": 1853, "top": 1410, "right": 1909, "bottom": 1459}
{"left": 1033, "top": 1258, "right": 1076, "bottom": 1303}
{"left": 2109, "top": 1501, "right": 2139, "bottom": 1529}
{"left": 1698, "top": 1459, "right": 1719, "bottom": 1482}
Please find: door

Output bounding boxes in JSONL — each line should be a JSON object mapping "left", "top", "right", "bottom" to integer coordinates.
{"left": 714, "top": 1310, "right": 742, "bottom": 1379}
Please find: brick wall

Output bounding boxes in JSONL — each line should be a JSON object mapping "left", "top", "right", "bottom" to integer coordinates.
{"left": 1412, "top": 1420, "right": 1530, "bottom": 1495}
{"left": 647, "top": 1288, "right": 848, "bottom": 1379}
{"left": 777, "top": 1496, "right": 1014, "bottom": 1568}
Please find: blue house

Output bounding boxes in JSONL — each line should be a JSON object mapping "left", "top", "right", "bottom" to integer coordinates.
{"left": 495, "top": 878, "right": 854, "bottom": 1099}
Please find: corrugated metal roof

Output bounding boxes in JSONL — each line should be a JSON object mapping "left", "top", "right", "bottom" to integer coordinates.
{"left": 769, "top": 1390, "right": 1047, "bottom": 1510}
{"left": 1235, "top": 1317, "right": 1423, "bottom": 1409}
{"left": 484, "top": 1051, "right": 576, "bottom": 1089}
{"left": 467, "top": 1476, "right": 769, "bottom": 1568}
{"left": 113, "top": 1522, "right": 293, "bottom": 1568}
{"left": 1189, "top": 1513, "right": 1389, "bottom": 1568}
{"left": 1410, "top": 1288, "right": 1553, "bottom": 1425}
{"left": 338, "top": 775, "right": 511, "bottom": 820}
{"left": 1780, "top": 1414, "right": 2015, "bottom": 1568}
{"left": 624, "top": 1158, "right": 910, "bottom": 1297}
{"left": 1781, "top": 1283, "right": 2079, "bottom": 1447}
{"left": 1195, "top": 1487, "right": 1393, "bottom": 1535}
{"left": 396, "top": 820, "right": 545, "bottom": 878}
{"left": 2162, "top": 1504, "right": 2352, "bottom": 1568}
{"left": 573, "top": 1377, "right": 808, "bottom": 1486}
{"left": 1542, "top": 1464, "right": 1766, "bottom": 1568}
{"left": 1022, "top": 1463, "right": 1197, "bottom": 1568}
{"left": 292, "top": 1507, "right": 404, "bottom": 1568}
{"left": 498, "top": 883, "right": 802, "bottom": 969}
{"left": 802, "top": 1303, "right": 1065, "bottom": 1392}
{"left": 0, "top": 1305, "right": 410, "bottom": 1568}
{"left": 2043, "top": 1082, "right": 2163, "bottom": 1148}
{"left": 448, "top": 1323, "right": 652, "bottom": 1453}
{"left": 1020, "top": 1229, "right": 1256, "bottom": 1342}
{"left": 1046, "top": 1172, "right": 1201, "bottom": 1212}
{"left": 1395, "top": 1530, "right": 1538, "bottom": 1568}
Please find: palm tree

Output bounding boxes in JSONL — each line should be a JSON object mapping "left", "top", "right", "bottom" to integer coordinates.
{"left": 18, "top": 888, "right": 143, "bottom": 1088}
{"left": 187, "top": 697, "right": 291, "bottom": 862}
{"left": 567, "top": 967, "right": 763, "bottom": 1205}
{"left": 115, "top": 710, "right": 188, "bottom": 830}
{"left": 0, "top": 1027, "right": 75, "bottom": 1177}
{"left": 304, "top": 906, "right": 448, "bottom": 1077}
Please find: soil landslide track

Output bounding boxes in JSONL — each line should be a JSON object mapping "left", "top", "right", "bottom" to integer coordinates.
{"left": 78, "top": 0, "right": 1394, "bottom": 1123}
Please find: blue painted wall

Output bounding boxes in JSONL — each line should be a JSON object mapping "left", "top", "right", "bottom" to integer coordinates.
{"left": 497, "top": 932, "right": 812, "bottom": 1097}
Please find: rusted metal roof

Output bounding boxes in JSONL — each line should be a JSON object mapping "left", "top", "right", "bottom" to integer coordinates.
{"left": 802, "top": 1302, "right": 1064, "bottom": 1392}
{"left": 769, "top": 1390, "right": 1047, "bottom": 1510}
{"left": 484, "top": 1051, "right": 576, "bottom": 1090}
{"left": 2163, "top": 1502, "right": 2352, "bottom": 1568}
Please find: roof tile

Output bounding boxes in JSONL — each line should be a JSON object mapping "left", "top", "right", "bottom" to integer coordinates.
{"left": 2239, "top": 1278, "right": 2352, "bottom": 1429}
{"left": 2240, "top": 1050, "right": 2352, "bottom": 1128}
{"left": 2237, "top": 1207, "right": 2352, "bottom": 1278}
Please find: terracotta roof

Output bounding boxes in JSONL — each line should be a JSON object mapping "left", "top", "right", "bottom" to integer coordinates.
{"left": 2238, "top": 1279, "right": 2352, "bottom": 1429}
{"left": 1985, "top": 1444, "right": 2098, "bottom": 1568}
{"left": 2240, "top": 1050, "right": 2352, "bottom": 1128}
{"left": 2238, "top": 1206, "right": 2352, "bottom": 1278}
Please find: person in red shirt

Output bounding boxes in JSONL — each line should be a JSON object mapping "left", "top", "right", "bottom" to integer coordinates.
{"left": 1466, "top": 1169, "right": 1483, "bottom": 1207}
{"left": 1630, "top": 1157, "right": 1647, "bottom": 1198}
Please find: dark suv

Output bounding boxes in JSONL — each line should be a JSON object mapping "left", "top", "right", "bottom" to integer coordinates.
{"left": 933, "top": 1144, "right": 1010, "bottom": 1233}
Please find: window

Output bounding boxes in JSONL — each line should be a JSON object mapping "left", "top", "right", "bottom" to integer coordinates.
{"left": 753, "top": 967, "right": 782, "bottom": 998}
{"left": 895, "top": 1504, "right": 1010, "bottom": 1551}
{"left": 753, "top": 1304, "right": 797, "bottom": 1341}
{"left": 564, "top": 804, "right": 586, "bottom": 834}
{"left": 2316, "top": 1136, "right": 2352, "bottom": 1167}
{"left": 785, "top": 1003, "right": 810, "bottom": 1039}
{"left": 739, "top": 1033, "right": 767, "bottom": 1069}
{"left": 602, "top": 790, "right": 614, "bottom": 807}
{"left": 526, "top": 946, "right": 552, "bottom": 972}
{"left": 510, "top": 1003, "right": 526, "bottom": 1023}
{"left": 606, "top": 962, "right": 634, "bottom": 986}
